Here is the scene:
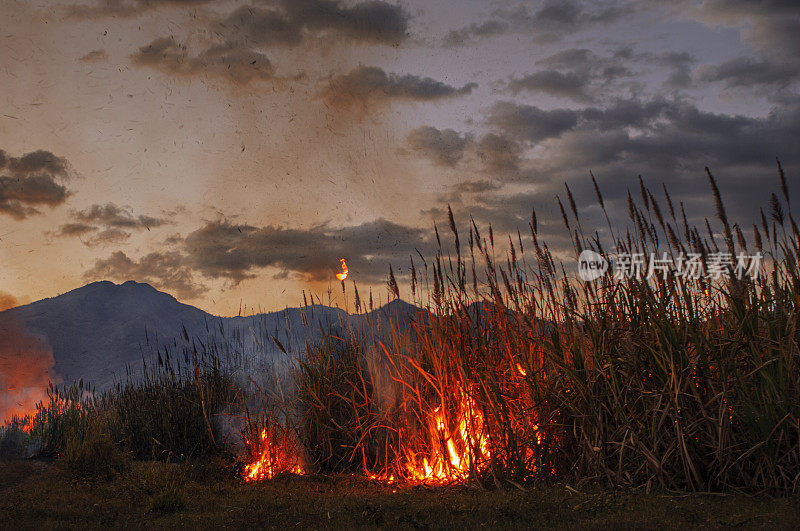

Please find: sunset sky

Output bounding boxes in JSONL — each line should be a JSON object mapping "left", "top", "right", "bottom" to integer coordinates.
{"left": 1, "top": 0, "right": 798, "bottom": 315}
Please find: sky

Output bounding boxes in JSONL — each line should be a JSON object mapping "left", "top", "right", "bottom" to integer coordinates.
{"left": 0, "top": 0, "right": 798, "bottom": 316}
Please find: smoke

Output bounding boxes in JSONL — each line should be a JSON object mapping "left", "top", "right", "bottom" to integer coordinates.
{"left": 0, "top": 309, "right": 59, "bottom": 424}
{"left": 0, "top": 291, "right": 18, "bottom": 312}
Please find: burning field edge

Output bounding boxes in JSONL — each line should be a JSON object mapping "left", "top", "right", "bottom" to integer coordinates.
{"left": 2, "top": 162, "right": 800, "bottom": 502}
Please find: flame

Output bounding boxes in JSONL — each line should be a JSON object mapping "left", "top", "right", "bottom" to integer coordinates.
{"left": 516, "top": 363, "right": 527, "bottom": 377}
{"left": 396, "top": 391, "right": 491, "bottom": 485}
{"left": 335, "top": 258, "right": 349, "bottom": 281}
{"left": 1, "top": 318, "right": 58, "bottom": 425}
{"left": 244, "top": 427, "right": 307, "bottom": 482}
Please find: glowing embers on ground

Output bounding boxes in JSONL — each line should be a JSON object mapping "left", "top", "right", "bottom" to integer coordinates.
{"left": 336, "top": 258, "right": 349, "bottom": 281}
{"left": 244, "top": 426, "right": 307, "bottom": 482}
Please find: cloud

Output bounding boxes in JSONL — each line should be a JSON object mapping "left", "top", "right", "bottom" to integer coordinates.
{"left": 442, "top": 20, "right": 509, "bottom": 47}
{"left": 84, "top": 250, "right": 206, "bottom": 300}
{"left": 404, "top": 126, "right": 524, "bottom": 176}
{"left": 83, "top": 228, "right": 133, "bottom": 247}
{"left": 54, "top": 223, "right": 97, "bottom": 237}
{"left": 72, "top": 202, "right": 168, "bottom": 229}
{"left": 69, "top": 0, "right": 224, "bottom": 19}
{"left": 500, "top": 0, "right": 627, "bottom": 42}
{"left": 216, "top": 5, "right": 304, "bottom": 48}
{"left": 505, "top": 47, "right": 640, "bottom": 103}
{"left": 216, "top": 1, "right": 408, "bottom": 48}
{"left": 406, "top": 126, "right": 473, "bottom": 167}
{"left": 131, "top": 38, "right": 275, "bottom": 83}
{"left": 0, "top": 149, "right": 72, "bottom": 219}
{"left": 182, "top": 218, "right": 434, "bottom": 284}
{"left": 507, "top": 70, "right": 591, "bottom": 101}
{"left": 323, "top": 66, "right": 477, "bottom": 108}
{"left": 442, "top": 1, "right": 628, "bottom": 49}
{"left": 53, "top": 203, "right": 170, "bottom": 247}
{"left": 474, "top": 133, "right": 524, "bottom": 173}
{"left": 421, "top": 91, "right": 799, "bottom": 239}
{"left": 282, "top": 0, "right": 408, "bottom": 45}
{"left": 692, "top": 0, "right": 800, "bottom": 60}
{"left": 487, "top": 102, "right": 579, "bottom": 143}
{"left": 696, "top": 56, "right": 798, "bottom": 89}
{"left": 85, "top": 216, "right": 437, "bottom": 297}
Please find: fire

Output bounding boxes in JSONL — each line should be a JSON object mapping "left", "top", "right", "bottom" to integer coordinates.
{"left": 0, "top": 317, "right": 58, "bottom": 426}
{"left": 398, "top": 391, "right": 490, "bottom": 484}
{"left": 336, "top": 258, "right": 349, "bottom": 281}
{"left": 244, "top": 427, "right": 307, "bottom": 481}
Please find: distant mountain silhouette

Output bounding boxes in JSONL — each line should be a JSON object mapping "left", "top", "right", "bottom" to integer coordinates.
{"left": 0, "top": 281, "right": 427, "bottom": 391}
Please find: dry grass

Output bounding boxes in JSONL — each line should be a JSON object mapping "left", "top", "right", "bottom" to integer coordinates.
{"left": 2, "top": 459, "right": 799, "bottom": 529}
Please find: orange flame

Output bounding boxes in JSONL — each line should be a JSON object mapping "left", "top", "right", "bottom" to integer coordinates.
{"left": 335, "top": 258, "right": 349, "bottom": 281}
{"left": 374, "top": 391, "right": 490, "bottom": 485}
{"left": 244, "top": 427, "right": 307, "bottom": 482}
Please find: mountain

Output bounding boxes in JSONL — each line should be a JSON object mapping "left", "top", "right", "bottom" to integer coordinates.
{"left": 0, "top": 281, "right": 425, "bottom": 392}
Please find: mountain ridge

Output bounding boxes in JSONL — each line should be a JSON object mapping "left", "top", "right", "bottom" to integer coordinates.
{"left": 0, "top": 281, "right": 425, "bottom": 392}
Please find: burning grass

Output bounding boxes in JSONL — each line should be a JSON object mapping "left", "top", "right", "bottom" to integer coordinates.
{"left": 244, "top": 162, "right": 800, "bottom": 493}
{"left": 3, "top": 162, "right": 800, "bottom": 495}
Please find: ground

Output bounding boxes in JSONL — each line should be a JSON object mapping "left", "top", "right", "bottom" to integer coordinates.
{"left": 1, "top": 459, "right": 799, "bottom": 529}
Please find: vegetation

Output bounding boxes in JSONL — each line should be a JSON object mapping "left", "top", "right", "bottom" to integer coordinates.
{"left": 279, "top": 161, "right": 800, "bottom": 493}
{"left": 3, "top": 162, "right": 800, "bottom": 499}
{"left": 2, "top": 460, "right": 799, "bottom": 529}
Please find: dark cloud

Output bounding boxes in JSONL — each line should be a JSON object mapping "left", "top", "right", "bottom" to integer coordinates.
{"left": 442, "top": 1, "right": 628, "bottom": 48}
{"left": 217, "top": 1, "right": 408, "bottom": 48}
{"left": 84, "top": 250, "right": 206, "bottom": 300}
{"left": 506, "top": 47, "right": 639, "bottom": 102}
{"left": 507, "top": 70, "right": 591, "bottom": 101}
{"left": 581, "top": 98, "right": 671, "bottom": 130}
{"left": 458, "top": 180, "right": 502, "bottom": 194}
{"left": 0, "top": 149, "right": 72, "bottom": 219}
{"left": 695, "top": 0, "right": 800, "bottom": 60}
{"left": 53, "top": 203, "right": 170, "bottom": 246}
{"left": 86, "top": 216, "right": 439, "bottom": 296}
{"left": 487, "top": 102, "right": 579, "bottom": 143}
{"left": 533, "top": 1, "right": 583, "bottom": 26}
{"left": 475, "top": 133, "right": 524, "bottom": 173}
{"left": 696, "top": 57, "right": 798, "bottom": 89}
{"left": 498, "top": 0, "right": 627, "bottom": 42}
{"left": 495, "top": 97, "right": 800, "bottom": 226}
{"left": 422, "top": 91, "right": 799, "bottom": 241}
{"left": 55, "top": 223, "right": 97, "bottom": 237}
{"left": 655, "top": 52, "right": 695, "bottom": 89}
{"left": 83, "top": 228, "right": 133, "bottom": 247}
{"left": 537, "top": 48, "right": 594, "bottom": 70}
{"left": 182, "top": 218, "right": 434, "bottom": 284}
{"left": 131, "top": 38, "right": 275, "bottom": 83}
{"left": 406, "top": 126, "right": 472, "bottom": 167}
{"left": 404, "top": 126, "right": 524, "bottom": 176}
{"left": 323, "top": 66, "right": 477, "bottom": 108}
{"left": 72, "top": 203, "right": 168, "bottom": 229}
{"left": 216, "top": 6, "right": 303, "bottom": 48}
{"left": 282, "top": 0, "right": 408, "bottom": 45}
{"left": 442, "top": 20, "right": 509, "bottom": 47}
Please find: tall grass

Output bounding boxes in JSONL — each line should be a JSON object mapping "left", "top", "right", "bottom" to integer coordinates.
{"left": 288, "top": 163, "right": 799, "bottom": 493}
{"left": 12, "top": 342, "right": 234, "bottom": 469}
{"left": 5, "top": 163, "right": 798, "bottom": 494}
